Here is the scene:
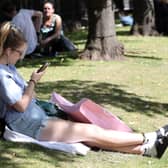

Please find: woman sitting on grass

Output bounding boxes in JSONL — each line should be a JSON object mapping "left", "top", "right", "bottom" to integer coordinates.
{"left": 0, "top": 22, "right": 168, "bottom": 159}
{"left": 39, "top": 0, "right": 77, "bottom": 56}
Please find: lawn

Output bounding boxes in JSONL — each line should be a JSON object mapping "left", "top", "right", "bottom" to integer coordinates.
{"left": 1, "top": 26, "right": 168, "bottom": 168}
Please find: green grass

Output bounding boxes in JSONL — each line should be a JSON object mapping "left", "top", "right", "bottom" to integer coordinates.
{"left": 1, "top": 26, "right": 168, "bottom": 167}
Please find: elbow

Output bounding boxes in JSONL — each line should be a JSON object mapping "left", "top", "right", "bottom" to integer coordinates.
{"left": 18, "top": 106, "right": 27, "bottom": 113}
{"left": 12, "top": 97, "right": 30, "bottom": 112}
{"left": 12, "top": 104, "right": 27, "bottom": 113}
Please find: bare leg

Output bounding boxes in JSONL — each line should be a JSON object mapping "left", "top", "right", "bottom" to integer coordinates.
{"left": 94, "top": 145, "right": 144, "bottom": 155}
{"left": 38, "top": 118, "right": 144, "bottom": 154}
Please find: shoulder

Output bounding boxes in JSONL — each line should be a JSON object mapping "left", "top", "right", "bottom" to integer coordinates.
{"left": 19, "top": 9, "right": 35, "bottom": 16}
{"left": 0, "top": 65, "right": 15, "bottom": 77}
{"left": 0, "top": 68, "right": 13, "bottom": 84}
{"left": 52, "top": 14, "right": 62, "bottom": 22}
{"left": 0, "top": 69, "right": 8, "bottom": 77}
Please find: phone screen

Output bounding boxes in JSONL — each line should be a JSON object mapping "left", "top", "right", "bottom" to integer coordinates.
{"left": 37, "top": 62, "right": 50, "bottom": 73}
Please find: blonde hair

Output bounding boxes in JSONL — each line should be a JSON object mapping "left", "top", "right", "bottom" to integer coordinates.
{"left": 0, "top": 22, "right": 27, "bottom": 56}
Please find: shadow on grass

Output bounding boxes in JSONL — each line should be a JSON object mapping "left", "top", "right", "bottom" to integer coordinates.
{"left": 37, "top": 80, "right": 168, "bottom": 117}
{"left": 0, "top": 140, "right": 78, "bottom": 168}
{"left": 116, "top": 26, "right": 131, "bottom": 36}
{"left": 125, "top": 54, "right": 162, "bottom": 60}
{"left": 17, "top": 55, "right": 78, "bottom": 69}
{"left": 1, "top": 80, "right": 168, "bottom": 167}
{"left": 116, "top": 30, "right": 131, "bottom": 36}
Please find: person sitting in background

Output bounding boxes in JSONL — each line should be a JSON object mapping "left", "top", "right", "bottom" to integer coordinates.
{"left": 0, "top": 21, "right": 168, "bottom": 159}
{"left": 39, "top": 0, "right": 77, "bottom": 56}
{"left": 0, "top": 0, "right": 42, "bottom": 56}
{"left": 12, "top": 8, "right": 42, "bottom": 56}
{"left": 118, "top": 10, "right": 133, "bottom": 26}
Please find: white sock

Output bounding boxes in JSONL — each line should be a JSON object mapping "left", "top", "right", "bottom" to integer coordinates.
{"left": 143, "top": 132, "right": 157, "bottom": 144}
{"left": 141, "top": 141, "right": 157, "bottom": 157}
{"left": 158, "top": 127, "right": 168, "bottom": 136}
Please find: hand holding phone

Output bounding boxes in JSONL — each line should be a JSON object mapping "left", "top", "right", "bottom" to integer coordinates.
{"left": 37, "top": 62, "right": 50, "bottom": 73}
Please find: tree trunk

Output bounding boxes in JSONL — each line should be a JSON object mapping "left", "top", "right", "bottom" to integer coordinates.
{"left": 131, "top": 0, "right": 158, "bottom": 36}
{"left": 154, "top": 0, "right": 168, "bottom": 35}
{"left": 80, "top": 0, "right": 124, "bottom": 61}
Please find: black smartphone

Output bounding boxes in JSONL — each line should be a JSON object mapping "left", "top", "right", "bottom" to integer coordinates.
{"left": 37, "top": 62, "right": 50, "bottom": 73}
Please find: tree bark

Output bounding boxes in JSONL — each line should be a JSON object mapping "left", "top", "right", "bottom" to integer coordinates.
{"left": 80, "top": 0, "right": 124, "bottom": 61}
{"left": 131, "top": 0, "right": 158, "bottom": 36}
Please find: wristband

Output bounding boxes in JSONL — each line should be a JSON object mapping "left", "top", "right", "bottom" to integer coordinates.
{"left": 29, "top": 79, "right": 36, "bottom": 85}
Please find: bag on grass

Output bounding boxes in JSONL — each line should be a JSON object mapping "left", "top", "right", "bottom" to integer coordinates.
{"left": 51, "top": 92, "right": 133, "bottom": 132}
{"left": 36, "top": 100, "right": 68, "bottom": 119}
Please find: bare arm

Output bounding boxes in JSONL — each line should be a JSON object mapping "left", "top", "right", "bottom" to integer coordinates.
{"left": 32, "top": 11, "right": 43, "bottom": 33}
{"left": 11, "top": 70, "right": 45, "bottom": 112}
{"left": 52, "top": 14, "right": 62, "bottom": 39}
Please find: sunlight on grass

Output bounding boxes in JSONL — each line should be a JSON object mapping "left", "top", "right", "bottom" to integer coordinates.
{"left": 1, "top": 26, "right": 168, "bottom": 168}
